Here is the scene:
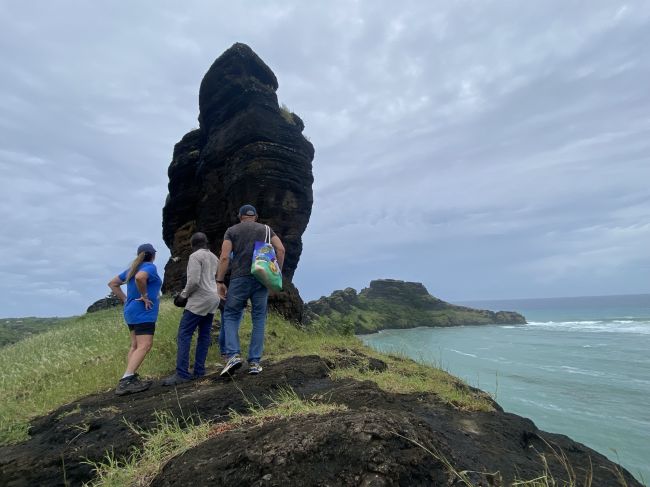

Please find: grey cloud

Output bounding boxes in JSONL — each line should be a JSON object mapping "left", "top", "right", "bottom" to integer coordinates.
{"left": 1, "top": 0, "right": 649, "bottom": 316}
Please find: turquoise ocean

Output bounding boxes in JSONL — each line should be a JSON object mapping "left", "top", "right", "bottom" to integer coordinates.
{"left": 360, "top": 294, "right": 650, "bottom": 483}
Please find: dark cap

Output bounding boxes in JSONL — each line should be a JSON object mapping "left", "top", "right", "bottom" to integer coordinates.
{"left": 238, "top": 204, "right": 257, "bottom": 217}
{"left": 190, "top": 232, "right": 208, "bottom": 249}
{"left": 137, "top": 243, "right": 156, "bottom": 255}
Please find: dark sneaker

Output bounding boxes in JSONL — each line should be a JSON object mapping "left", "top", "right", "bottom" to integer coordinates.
{"left": 162, "top": 374, "right": 192, "bottom": 386}
{"left": 115, "top": 374, "right": 151, "bottom": 396}
{"left": 220, "top": 355, "right": 243, "bottom": 377}
{"left": 248, "top": 362, "right": 263, "bottom": 375}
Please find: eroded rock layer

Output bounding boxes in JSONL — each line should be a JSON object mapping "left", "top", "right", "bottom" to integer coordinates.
{"left": 162, "top": 43, "right": 314, "bottom": 321}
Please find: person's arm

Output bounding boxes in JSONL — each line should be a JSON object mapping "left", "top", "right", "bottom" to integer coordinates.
{"left": 107, "top": 275, "right": 127, "bottom": 304}
{"left": 181, "top": 254, "right": 201, "bottom": 298}
{"left": 135, "top": 270, "right": 153, "bottom": 310}
{"left": 270, "top": 235, "right": 285, "bottom": 270}
{"left": 216, "top": 239, "right": 232, "bottom": 300}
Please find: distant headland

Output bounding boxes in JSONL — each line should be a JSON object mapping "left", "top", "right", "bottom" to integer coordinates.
{"left": 306, "top": 278, "right": 526, "bottom": 334}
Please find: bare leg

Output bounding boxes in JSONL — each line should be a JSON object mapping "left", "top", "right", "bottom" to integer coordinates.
{"left": 126, "top": 334, "right": 154, "bottom": 374}
{"left": 126, "top": 332, "right": 137, "bottom": 370}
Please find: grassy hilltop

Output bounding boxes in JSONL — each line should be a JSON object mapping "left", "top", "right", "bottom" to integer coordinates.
{"left": 0, "top": 300, "right": 642, "bottom": 486}
{"left": 0, "top": 300, "right": 491, "bottom": 446}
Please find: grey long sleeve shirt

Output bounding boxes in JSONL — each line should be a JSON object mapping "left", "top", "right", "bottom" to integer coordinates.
{"left": 180, "top": 248, "right": 220, "bottom": 316}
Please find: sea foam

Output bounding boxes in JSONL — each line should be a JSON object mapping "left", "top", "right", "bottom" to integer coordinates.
{"left": 526, "top": 320, "right": 650, "bottom": 335}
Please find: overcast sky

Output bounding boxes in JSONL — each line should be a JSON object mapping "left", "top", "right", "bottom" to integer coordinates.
{"left": 1, "top": 1, "right": 649, "bottom": 317}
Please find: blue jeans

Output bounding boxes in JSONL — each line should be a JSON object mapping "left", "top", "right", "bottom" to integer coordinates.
{"left": 218, "top": 308, "right": 226, "bottom": 356}
{"left": 223, "top": 276, "right": 269, "bottom": 363}
{"left": 176, "top": 310, "right": 213, "bottom": 379}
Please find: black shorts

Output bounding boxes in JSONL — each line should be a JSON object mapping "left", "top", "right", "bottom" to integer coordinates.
{"left": 127, "top": 322, "right": 156, "bottom": 335}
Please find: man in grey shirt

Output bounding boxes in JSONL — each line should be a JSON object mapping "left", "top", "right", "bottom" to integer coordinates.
{"left": 163, "top": 232, "right": 220, "bottom": 385}
{"left": 217, "top": 204, "right": 285, "bottom": 376}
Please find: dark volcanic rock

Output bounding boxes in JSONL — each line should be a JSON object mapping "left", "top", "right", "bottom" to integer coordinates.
{"left": 162, "top": 43, "right": 314, "bottom": 322}
{"left": 307, "top": 287, "right": 360, "bottom": 316}
{"left": 0, "top": 355, "right": 641, "bottom": 486}
{"left": 360, "top": 279, "right": 449, "bottom": 310}
{"left": 86, "top": 293, "right": 122, "bottom": 313}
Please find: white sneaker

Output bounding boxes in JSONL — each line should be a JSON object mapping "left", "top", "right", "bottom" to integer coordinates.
{"left": 248, "top": 362, "right": 263, "bottom": 375}
{"left": 220, "top": 355, "right": 243, "bottom": 376}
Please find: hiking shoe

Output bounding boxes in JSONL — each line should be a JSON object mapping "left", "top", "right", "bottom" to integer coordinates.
{"left": 162, "top": 374, "right": 192, "bottom": 386}
{"left": 248, "top": 362, "right": 263, "bottom": 375}
{"left": 115, "top": 374, "right": 151, "bottom": 396}
{"left": 219, "top": 355, "right": 243, "bottom": 377}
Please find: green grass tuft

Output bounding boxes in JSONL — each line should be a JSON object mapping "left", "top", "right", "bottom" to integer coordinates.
{"left": 279, "top": 103, "right": 295, "bottom": 125}
{"left": 86, "top": 410, "right": 213, "bottom": 487}
{"left": 330, "top": 357, "right": 493, "bottom": 412}
{"left": 229, "top": 385, "right": 347, "bottom": 426}
{"left": 88, "top": 386, "right": 345, "bottom": 486}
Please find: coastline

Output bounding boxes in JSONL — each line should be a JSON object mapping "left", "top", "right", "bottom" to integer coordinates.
{"left": 360, "top": 313, "right": 650, "bottom": 482}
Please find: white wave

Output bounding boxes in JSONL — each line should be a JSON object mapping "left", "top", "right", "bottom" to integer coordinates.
{"left": 528, "top": 320, "right": 601, "bottom": 326}
{"left": 537, "top": 364, "right": 606, "bottom": 378}
{"left": 559, "top": 365, "right": 606, "bottom": 377}
{"left": 516, "top": 397, "right": 565, "bottom": 412}
{"left": 448, "top": 348, "right": 477, "bottom": 358}
{"left": 483, "top": 356, "right": 513, "bottom": 365}
{"left": 525, "top": 320, "right": 650, "bottom": 335}
{"left": 613, "top": 415, "right": 650, "bottom": 428}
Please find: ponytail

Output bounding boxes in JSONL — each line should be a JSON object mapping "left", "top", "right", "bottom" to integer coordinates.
{"left": 126, "top": 252, "right": 153, "bottom": 281}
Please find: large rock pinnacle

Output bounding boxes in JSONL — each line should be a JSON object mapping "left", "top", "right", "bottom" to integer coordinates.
{"left": 162, "top": 43, "right": 314, "bottom": 321}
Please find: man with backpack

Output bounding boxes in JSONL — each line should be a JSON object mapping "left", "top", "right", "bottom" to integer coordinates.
{"left": 216, "top": 204, "right": 285, "bottom": 376}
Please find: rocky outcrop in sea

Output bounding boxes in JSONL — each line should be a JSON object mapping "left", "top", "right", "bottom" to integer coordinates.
{"left": 162, "top": 43, "right": 314, "bottom": 321}
{"left": 306, "top": 279, "right": 527, "bottom": 333}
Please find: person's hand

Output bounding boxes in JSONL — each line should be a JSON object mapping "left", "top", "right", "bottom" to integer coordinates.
{"left": 137, "top": 295, "right": 153, "bottom": 310}
{"left": 173, "top": 293, "right": 188, "bottom": 308}
{"left": 217, "top": 283, "right": 227, "bottom": 300}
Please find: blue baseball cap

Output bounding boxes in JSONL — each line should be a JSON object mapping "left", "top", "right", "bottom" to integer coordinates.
{"left": 239, "top": 204, "right": 257, "bottom": 217}
{"left": 137, "top": 243, "right": 156, "bottom": 255}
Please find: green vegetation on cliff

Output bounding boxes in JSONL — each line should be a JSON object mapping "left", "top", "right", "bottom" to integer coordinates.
{"left": 0, "top": 299, "right": 495, "bottom": 445}
{"left": 1, "top": 300, "right": 642, "bottom": 487}
{"left": 0, "top": 317, "right": 71, "bottom": 347}
{"left": 306, "top": 279, "right": 527, "bottom": 334}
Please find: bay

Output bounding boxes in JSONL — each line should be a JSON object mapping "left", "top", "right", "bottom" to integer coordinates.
{"left": 360, "top": 294, "right": 650, "bottom": 483}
